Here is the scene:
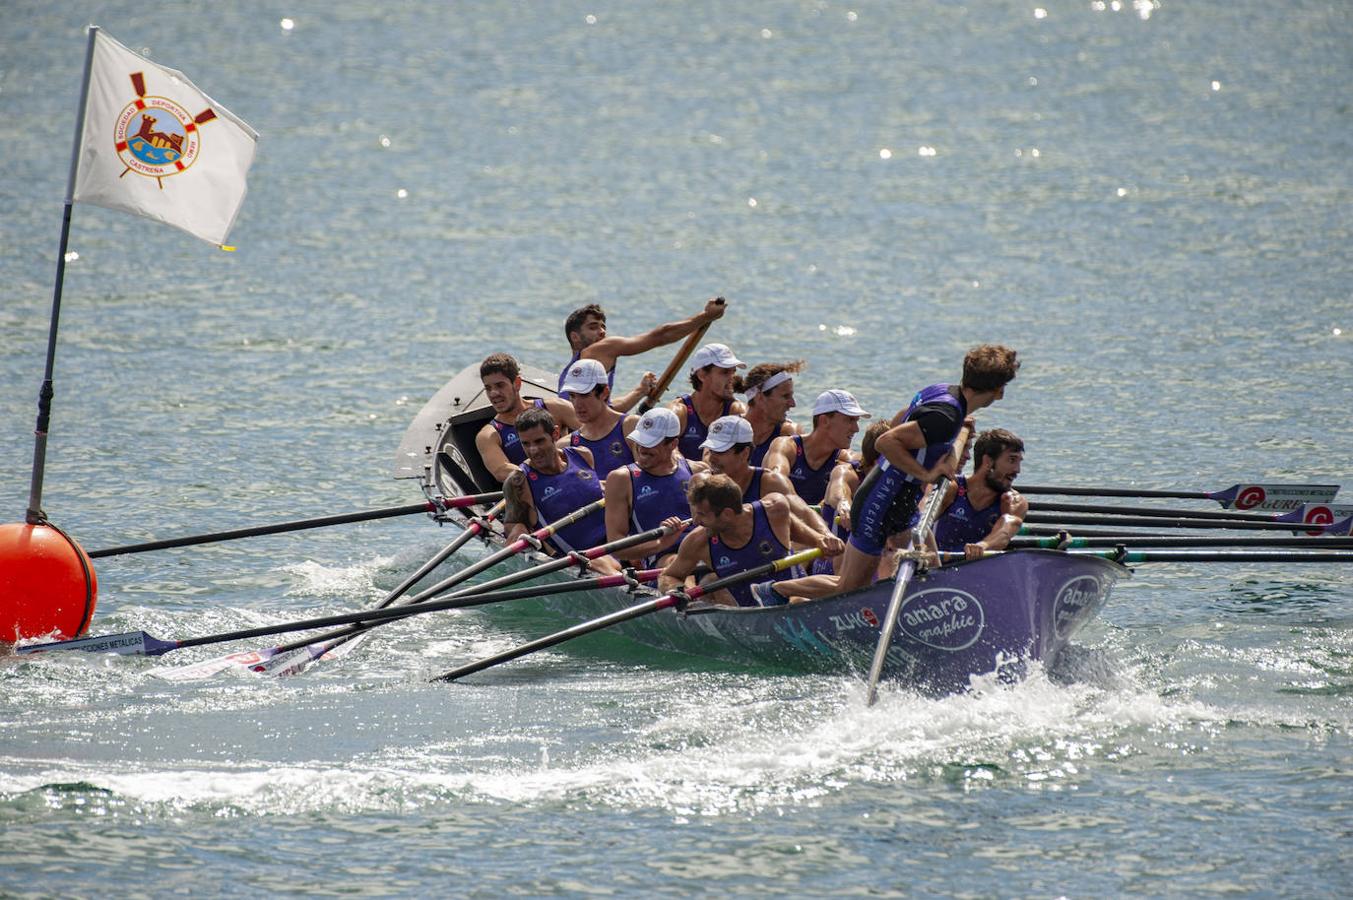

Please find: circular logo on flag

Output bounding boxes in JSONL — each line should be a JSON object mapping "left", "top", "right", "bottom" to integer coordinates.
{"left": 115, "top": 97, "right": 201, "bottom": 179}
{"left": 1234, "top": 486, "right": 1266, "bottom": 510}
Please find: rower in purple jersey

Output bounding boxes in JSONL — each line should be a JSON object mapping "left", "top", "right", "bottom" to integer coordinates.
{"left": 762, "top": 344, "right": 1020, "bottom": 602}
{"left": 764, "top": 390, "right": 866, "bottom": 506}
{"left": 702, "top": 414, "right": 836, "bottom": 549}
{"left": 560, "top": 358, "right": 636, "bottom": 478}
{"left": 930, "top": 428, "right": 1027, "bottom": 560}
{"left": 658, "top": 474, "right": 841, "bottom": 608}
{"left": 559, "top": 297, "right": 727, "bottom": 413}
{"left": 605, "top": 408, "right": 707, "bottom": 567}
{"left": 500, "top": 406, "right": 618, "bottom": 573}
{"left": 475, "top": 353, "right": 580, "bottom": 483}
{"left": 673, "top": 343, "right": 747, "bottom": 461}
{"left": 813, "top": 420, "right": 890, "bottom": 577}
{"left": 734, "top": 361, "right": 802, "bottom": 466}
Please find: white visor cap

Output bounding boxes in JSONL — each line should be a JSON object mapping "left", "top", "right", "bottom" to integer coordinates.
{"left": 689, "top": 343, "right": 746, "bottom": 373}
{"left": 700, "top": 415, "right": 755, "bottom": 452}
{"left": 812, "top": 389, "right": 871, "bottom": 418}
{"left": 627, "top": 407, "right": 682, "bottom": 448}
{"left": 559, "top": 358, "right": 609, "bottom": 398}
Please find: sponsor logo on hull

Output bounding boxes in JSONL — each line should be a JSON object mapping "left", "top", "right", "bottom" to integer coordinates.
{"left": 897, "top": 588, "right": 985, "bottom": 651}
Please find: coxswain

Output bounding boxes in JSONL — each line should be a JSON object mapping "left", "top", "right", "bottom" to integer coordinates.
{"left": 475, "top": 353, "right": 580, "bottom": 483}
{"left": 672, "top": 343, "right": 747, "bottom": 462}
{"left": 734, "top": 361, "right": 802, "bottom": 465}
{"left": 658, "top": 474, "right": 843, "bottom": 607}
{"left": 763, "top": 389, "right": 867, "bottom": 506}
{"left": 763, "top": 344, "right": 1019, "bottom": 601}
{"left": 930, "top": 428, "right": 1027, "bottom": 560}
{"left": 501, "top": 406, "right": 618, "bottom": 572}
{"left": 559, "top": 297, "right": 728, "bottom": 412}
{"left": 559, "top": 358, "right": 636, "bottom": 478}
{"left": 604, "top": 408, "right": 706, "bottom": 567}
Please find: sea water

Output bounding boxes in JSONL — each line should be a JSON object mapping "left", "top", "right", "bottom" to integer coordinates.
{"left": 1, "top": 0, "right": 1350, "bottom": 895}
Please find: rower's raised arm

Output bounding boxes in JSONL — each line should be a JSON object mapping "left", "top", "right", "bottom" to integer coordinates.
{"left": 584, "top": 297, "right": 727, "bottom": 364}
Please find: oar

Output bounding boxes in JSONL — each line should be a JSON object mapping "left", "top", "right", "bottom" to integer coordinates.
{"left": 138, "top": 500, "right": 506, "bottom": 680}
{"left": 433, "top": 547, "right": 820, "bottom": 683}
{"left": 635, "top": 299, "right": 722, "bottom": 414}
{"left": 19, "top": 569, "right": 662, "bottom": 658}
{"left": 1028, "top": 501, "right": 1299, "bottom": 523}
{"left": 865, "top": 477, "right": 950, "bottom": 707}
{"left": 937, "top": 549, "right": 1353, "bottom": 564}
{"left": 1015, "top": 482, "right": 1339, "bottom": 510}
{"left": 1024, "top": 512, "right": 1353, "bottom": 534}
{"left": 1012, "top": 534, "right": 1353, "bottom": 550}
{"left": 88, "top": 492, "right": 501, "bottom": 558}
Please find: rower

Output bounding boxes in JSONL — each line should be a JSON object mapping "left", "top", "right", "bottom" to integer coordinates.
{"left": 734, "top": 361, "right": 802, "bottom": 465}
{"left": 762, "top": 344, "right": 1020, "bottom": 601}
{"left": 475, "top": 353, "right": 580, "bottom": 483}
{"left": 930, "top": 428, "right": 1027, "bottom": 560}
{"left": 560, "top": 358, "right": 636, "bottom": 478}
{"left": 764, "top": 389, "right": 867, "bottom": 507}
{"left": 672, "top": 343, "right": 747, "bottom": 462}
{"left": 813, "top": 419, "right": 890, "bottom": 575}
{"left": 658, "top": 474, "right": 843, "bottom": 607}
{"left": 701, "top": 414, "right": 837, "bottom": 552}
{"left": 501, "top": 406, "right": 618, "bottom": 572}
{"left": 604, "top": 408, "right": 706, "bottom": 567}
{"left": 560, "top": 297, "right": 728, "bottom": 412}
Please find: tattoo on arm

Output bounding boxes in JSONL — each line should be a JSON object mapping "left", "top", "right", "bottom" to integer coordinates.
{"left": 503, "top": 470, "right": 531, "bottom": 526}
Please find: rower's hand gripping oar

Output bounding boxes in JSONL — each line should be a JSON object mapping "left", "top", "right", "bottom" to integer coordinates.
{"left": 88, "top": 492, "right": 501, "bottom": 558}
{"left": 635, "top": 298, "right": 723, "bottom": 415}
{"left": 864, "top": 476, "right": 951, "bottom": 707}
{"left": 434, "top": 547, "right": 822, "bottom": 683}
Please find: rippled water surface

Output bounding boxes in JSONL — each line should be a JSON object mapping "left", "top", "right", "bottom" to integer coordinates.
{"left": 2, "top": 0, "right": 1350, "bottom": 896}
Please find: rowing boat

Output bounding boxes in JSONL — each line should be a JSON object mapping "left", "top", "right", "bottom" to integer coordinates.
{"left": 394, "top": 363, "right": 1128, "bottom": 693}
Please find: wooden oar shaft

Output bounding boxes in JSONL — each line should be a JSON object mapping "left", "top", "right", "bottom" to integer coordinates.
{"left": 636, "top": 300, "right": 722, "bottom": 413}
{"left": 87, "top": 492, "right": 501, "bottom": 558}
{"left": 1024, "top": 513, "right": 1340, "bottom": 533}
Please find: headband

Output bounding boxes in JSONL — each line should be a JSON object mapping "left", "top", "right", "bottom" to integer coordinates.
{"left": 744, "top": 370, "right": 793, "bottom": 401}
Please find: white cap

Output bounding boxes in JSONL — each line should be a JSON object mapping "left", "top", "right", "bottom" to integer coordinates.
{"left": 559, "top": 359, "right": 609, "bottom": 398}
{"left": 689, "top": 343, "right": 746, "bottom": 373}
{"left": 812, "top": 389, "right": 871, "bottom": 418}
{"left": 700, "top": 415, "right": 755, "bottom": 452}
{"left": 627, "top": 408, "right": 682, "bottom": 448}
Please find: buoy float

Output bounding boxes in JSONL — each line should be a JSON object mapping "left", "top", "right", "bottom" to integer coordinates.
{"left": 0, "top": 522, "right": 98, "bottom": 643}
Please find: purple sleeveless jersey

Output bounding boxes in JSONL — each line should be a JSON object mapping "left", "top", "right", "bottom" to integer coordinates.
{"left": 707, "top": 501, "right": 791, "bottom": 607}
{"left": 521, "top": 446, "right": 606, "bottom": 552}
{"left": 570, "top": 416, "right": 635, "bottom": 478}
{"left": 932, "top": 476, "right": 1004, "bottom": 552}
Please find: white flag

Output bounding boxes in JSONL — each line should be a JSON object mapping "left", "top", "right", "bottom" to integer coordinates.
{"left": 72, "top": 29, "right": 258, "bottom": 247}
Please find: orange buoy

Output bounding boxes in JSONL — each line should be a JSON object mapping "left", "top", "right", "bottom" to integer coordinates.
{"left": 0, "top": 522, "right": 98, "bottom": 643}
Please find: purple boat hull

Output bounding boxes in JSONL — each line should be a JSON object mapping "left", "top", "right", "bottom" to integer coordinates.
{"left": 520, "top": 548, "right": 1125, "bottom": 692}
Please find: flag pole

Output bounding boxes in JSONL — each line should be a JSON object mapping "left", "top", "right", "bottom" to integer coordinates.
{"left": 26, "top": 25, "right": 99, "bottom": 524}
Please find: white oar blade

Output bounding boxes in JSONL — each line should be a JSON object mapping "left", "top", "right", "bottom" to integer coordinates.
{"left": 17, "top": 631, "right": 167, "bottom": 656}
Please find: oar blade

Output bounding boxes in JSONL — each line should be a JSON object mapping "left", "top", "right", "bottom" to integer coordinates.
{"left": 16, "top": 630, "right": 178, "bottom": 657}
{"left": 1207, "top": 483, "right": 1340, "bottom": 511}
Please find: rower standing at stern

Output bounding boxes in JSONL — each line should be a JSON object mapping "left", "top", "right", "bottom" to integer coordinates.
{"left": 764, "top": 344, "right": 1019, "bottom": 601}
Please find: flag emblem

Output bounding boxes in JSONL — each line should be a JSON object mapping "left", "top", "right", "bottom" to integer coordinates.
{"left": 113, "top": 74, "right": 214, "bottom": 185}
